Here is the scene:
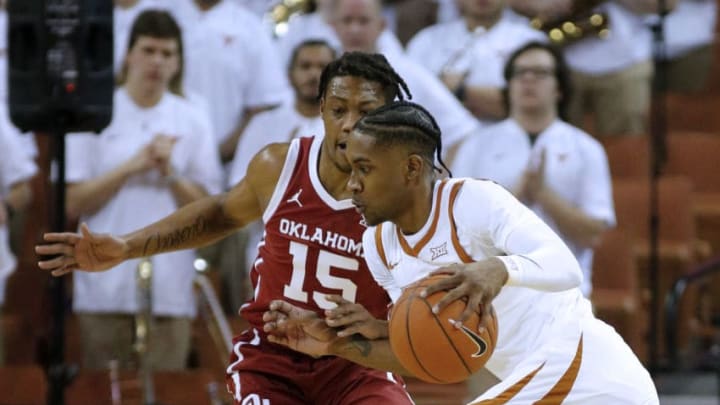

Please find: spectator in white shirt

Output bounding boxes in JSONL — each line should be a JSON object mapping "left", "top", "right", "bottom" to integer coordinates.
{"left": 66, "top": 10, "right": 222, "bottom": 370}
{"left": 452, "top": 42, "right": 615, "bottom": 297}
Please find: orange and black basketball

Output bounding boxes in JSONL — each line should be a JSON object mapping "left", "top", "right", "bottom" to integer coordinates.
{"left": 389, "top": 273, "right": 498, "bottom": 384}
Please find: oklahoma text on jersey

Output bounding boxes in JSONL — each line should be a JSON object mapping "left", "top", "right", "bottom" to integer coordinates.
{"left": 278, "top": 218, "right": 364, "bottom": 258}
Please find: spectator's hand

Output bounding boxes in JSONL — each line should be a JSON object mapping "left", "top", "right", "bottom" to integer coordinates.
{"left": 263, "top": 300, "right": 337, "bottom": 358}
{"left": 125, "top": 143, "right": 157, "bottom": 176}
{"left": 420, "top": 258, "right": 508, "bottom": 331}
{"left": 35, "top": 223, "right": 129, "bottom": 276}
{"left": 150, "top": 134, "right": 178, "bottom": 177}
{"left": 324, "top": 295, "right": 388, "bottom": 339}
{"left": 517, "top": 148, "right": 546, "bottom": 203}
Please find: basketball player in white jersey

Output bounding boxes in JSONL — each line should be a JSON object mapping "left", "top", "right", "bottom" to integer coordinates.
{"left": 263, "top": 102, "right": 659, "bottom": 404}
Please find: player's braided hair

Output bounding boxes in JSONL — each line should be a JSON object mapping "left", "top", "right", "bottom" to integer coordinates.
{"left": 353, "top": 101, "right": 452, "bottom": 176}
{"left": 318, "top": 52, "right": 412, "bottom": 103}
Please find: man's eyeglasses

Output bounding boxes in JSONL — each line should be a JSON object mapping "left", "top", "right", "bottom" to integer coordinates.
{"left": 511, "top": 66, "right": 555, "bottom": 79}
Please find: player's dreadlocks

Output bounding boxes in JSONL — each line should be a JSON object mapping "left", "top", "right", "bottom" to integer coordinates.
{"left": 353, "top": 101, "right": 452, "bottom": 176}
{"left": 318, "top": 52, "right": 412, "bottom": 103}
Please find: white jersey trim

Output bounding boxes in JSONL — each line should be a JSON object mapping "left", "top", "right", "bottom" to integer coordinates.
{"left": 262, "top": 138, "right": 301, "bottom": 223}
{"left": 308, "top": 136, "right": 355, "bottom": 211}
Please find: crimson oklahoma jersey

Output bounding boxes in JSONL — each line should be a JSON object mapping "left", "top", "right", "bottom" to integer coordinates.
{"left": 239, "top": 136, "right": 391, "bottom": 330}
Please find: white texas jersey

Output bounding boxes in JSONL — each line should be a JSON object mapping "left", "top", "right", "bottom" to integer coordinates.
{"left": 362, "top": 178, "right": 593, "bottom": 380}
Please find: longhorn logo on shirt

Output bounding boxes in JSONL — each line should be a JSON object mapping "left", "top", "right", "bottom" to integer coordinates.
{"left": 430, "top": 242, "right": 448, "bottom": 260}
{"left": 457, "top": 322, "right": 488, "bottom": 358}
{"left": 286, "top": 189, "right": 303, "bottom": 207}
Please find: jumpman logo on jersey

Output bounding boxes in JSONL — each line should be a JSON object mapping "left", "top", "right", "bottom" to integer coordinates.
{"left": 287, "top": 189, "right": 303, "bottom": 207}
{"left": 430, "top": 242, "right": 448, "bottom": 260}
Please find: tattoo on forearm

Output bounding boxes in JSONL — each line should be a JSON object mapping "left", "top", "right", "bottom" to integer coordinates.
{"left": 143, "top": 215, "right": 210, "bottom": 255}
{"left": 350, "top": 334, "right": 372, "bottom": 357}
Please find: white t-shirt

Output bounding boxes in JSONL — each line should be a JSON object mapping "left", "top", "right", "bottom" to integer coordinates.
{"left": 228, "top": 102, "right": 323, "bottom": 187}
{"left": 384, "top": 53, "right": 482, "bottom": 151}
{"left": 66, "top": 88, "right": 222, "bottom": 317}
{"left": 664, "top": 0, "right": 717, "bottom": 59}
{"left": 0, "top": 123, "right": 37, "bottom": 305}
{"left": 275, "top": 12, "right": 406, "bottom": 68}
{"left": 406, "top": 11, "right": 545, "bottom": 87}
{"left": 564, "top": 2, "right": 652, "bottom": 74}
{"left": 364, "top": 178, "right": 590, "bottom": 379}
{"left": 113, "top": 0, "right": 171, "bottom": 73}
{"left": 451, "top": 119, "right": 615, "bottom": 296}
{"left": 171, "top": 0, "right": 291, "bottom": 144}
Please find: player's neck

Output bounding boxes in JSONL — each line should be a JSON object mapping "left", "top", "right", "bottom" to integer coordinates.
{"left": 317, "top": 148, "right": 354, "bottom": 200}
{"left": 396, "top": 179, "right": 434, "bottom": 235}
{"left": 513, "top": 109, "right": 557, "bottom": 135}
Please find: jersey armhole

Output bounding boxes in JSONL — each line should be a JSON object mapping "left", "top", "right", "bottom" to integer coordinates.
{"left": 261, "top": 139, "right": 301, "bottom": 223}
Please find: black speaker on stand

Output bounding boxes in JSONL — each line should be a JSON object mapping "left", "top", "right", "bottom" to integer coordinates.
{"left": 7, "top": 1, "right": 113, "bottom": 404}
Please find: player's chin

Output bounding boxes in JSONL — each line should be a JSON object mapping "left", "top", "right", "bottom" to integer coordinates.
{"left": 361, "top": 212, "right": 383, "bottom": 227}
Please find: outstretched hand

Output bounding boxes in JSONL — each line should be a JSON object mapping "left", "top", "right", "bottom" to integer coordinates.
{"left": 420, "top": 258, "right": 508, "bottom": 331}
{"left": 262, "top": 300, "right": 337, "bottom": 358}
{"left": 35, "top": 223, "right": 129, "bottom": 276}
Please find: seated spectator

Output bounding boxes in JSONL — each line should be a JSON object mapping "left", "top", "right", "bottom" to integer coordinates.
{"left": 452, "top": 42, "right": 615, "bottom": 297}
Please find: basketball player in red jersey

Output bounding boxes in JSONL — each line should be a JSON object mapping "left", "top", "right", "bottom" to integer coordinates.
{"left": 35, "top": 52, "right": 415, "bottom": 404}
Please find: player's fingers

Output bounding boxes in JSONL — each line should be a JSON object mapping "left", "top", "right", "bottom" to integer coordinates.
{"left": 263, "top": 321, "right": 279, "bottom": 333}
{"left": 262, "top": 310, "right": 286, "bottom": 323}
{"left": 336, "top": 322, "right": 363, "bottom": 338}
{"left": 266, "top": 334, "right": 289, "bottom": 347}
{"left": 457, "top": 294, "right": 483, "bottom": 327}
{"left": 421, "top": 274, "right": 461, "bottom": 298}
{"left": 42, "top": 232, "right": 81, "bottom": 243}
{"left": 268, "top": 300, "right": 295, "bottom": 314}
{"left": 38, "top": 255, "right": 76, "bottom": 271}
{"left": 431, "top": 286, "right": 465, "bottom": 315}
{"left": 80, "top": 223, "right": 94, "bottom": 239}
{"left": 35, "top": 243, "right": 75, "bottom": 256}
{"left": 325, "top": 294, "right": 352, "bottom": 308}
{"left": 325, "top": 310, "right": 365, "bottom": 327}
{"left": 478, "top": 304, "right": 492, "bottom": 334}
{"left": 50, "top": 263, "right": 79, "bottom": 277}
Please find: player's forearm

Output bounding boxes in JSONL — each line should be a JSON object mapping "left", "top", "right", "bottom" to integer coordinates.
{"left": 329, "top": 334, "right": 410, "bottom": 376}
{"left": 534, "top": 187, "right": 609, "bottom": 248}
{"left": 66, "top": 163, "right": 135, "bottom": 219}
{"left": 121, "top": 193, "right": 239, "bottom": 258}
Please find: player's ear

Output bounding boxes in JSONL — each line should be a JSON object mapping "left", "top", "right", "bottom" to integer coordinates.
{"left": 406, "top": 154, "right": 424, "bottom": 182}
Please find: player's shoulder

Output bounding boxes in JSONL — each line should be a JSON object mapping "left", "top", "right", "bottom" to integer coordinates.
{"left": 450, "top": 177, "right": 515, "bottom": 209}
